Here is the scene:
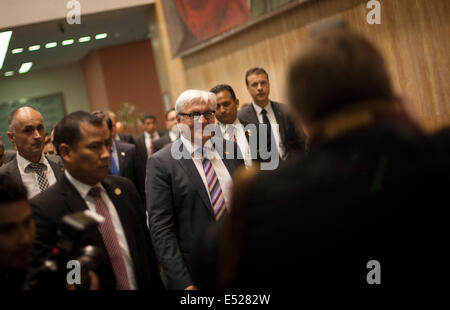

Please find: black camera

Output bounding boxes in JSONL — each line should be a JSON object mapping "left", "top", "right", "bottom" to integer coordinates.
{"left": 36, "top": 211, "right": 105, "bottom": 290}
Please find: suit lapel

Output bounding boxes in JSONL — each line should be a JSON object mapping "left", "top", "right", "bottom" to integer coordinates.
{"left": 8, "top": 158, "right": 25, "bottom": 187}
{"left": 175, "top": 142, "right": 215, "bottom": 218}
{"left": 271, "top": 101, "right": 286, "bottom": 144}
{"left": 61, "top": 175, "right": 91, "bottom": 214}
{"left": 46, "top": 155, "right": 64, "bottom": 180}
{"left": 101, "top": 177, "right": 142, "bottom": 270}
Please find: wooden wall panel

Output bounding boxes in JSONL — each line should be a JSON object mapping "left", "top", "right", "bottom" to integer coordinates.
{"left": 150, "top": 0, "right": 450, "bottom": 132}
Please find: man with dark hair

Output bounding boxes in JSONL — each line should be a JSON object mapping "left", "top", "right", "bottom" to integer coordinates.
{"left": 194, "top": 30, "right": 449, "bottom": 288}
{"left": 153, "top": 109, "right": 179, "bottom": 153}
{"left": 92, "top": 111, "right": 143, "bottom": 205}
{"left": 0, "top": 174, "right": 34, "bottom": 290}
{"left": 106, "top": 111, "right": 135, "bottom": 145}
{"left": 210, "top": 84, "right": 252, "bottom": 167}
{"left": 0, "top": 107, "right": 64, "bottom": 199}
{"left": 27, "top": 111, "right": 163, "bottom": 290}
{"left": 135, "top": 114, "right": 165, "bottom": 197}
{"left": 239, "top": 67, "right": 306, "bottom": 163}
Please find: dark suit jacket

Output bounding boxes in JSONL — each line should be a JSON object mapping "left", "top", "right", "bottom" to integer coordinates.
{"left": 112, "top": 141, "right": 144, "bottom": 206}
{"left": 153, "top": 134, "right": 172, "bottom": 154}
{"left": 2, "top": 150, "right": 17, "bottom": 164}
{"left": 193, "top": 123, "right": 450, "bottom": 288}
{"left": 146, "top": 137, "right": 244, "bottom": 289}
{"left": 238, "top": 101, "right": 306, "bottom": 161}
{"left": 135, "top": 131, "right": 166, "bottom": 197}
{"left": 0, "top": 154, "right": 64, "bottom": 188}
{"left": 117, "top": 133, "right": 136, "bottom": 145}
{"left": 27, "top": 175, "right": 163, "bottom": 290}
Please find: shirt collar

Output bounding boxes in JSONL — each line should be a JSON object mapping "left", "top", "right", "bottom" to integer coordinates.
{"left": 17, "top": 152, "right": 46, "bottom": 173}
{"left": 180, "top": 135, "right": 216, "bottom": 159}
{"left": 64, "top": 170, "right": 104, "bottom": 200}
{"left": 219, "top": 118, "right": 241, "bottom": 132}
{"left": 252, "top": 101, "right": 273, "bottom": 115}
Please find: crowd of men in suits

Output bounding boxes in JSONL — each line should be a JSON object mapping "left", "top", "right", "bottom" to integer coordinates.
{"left": 1, "top": 27, "right": 449, "bottom": 290}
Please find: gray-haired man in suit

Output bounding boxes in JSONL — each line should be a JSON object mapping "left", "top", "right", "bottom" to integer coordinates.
{"left": 146, "top": 89, "right": 244, "bottom": 290}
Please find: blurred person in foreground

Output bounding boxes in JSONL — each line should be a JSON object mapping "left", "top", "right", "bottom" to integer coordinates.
{"left": 192, "top": 29, "right": 449, "bottom": 289}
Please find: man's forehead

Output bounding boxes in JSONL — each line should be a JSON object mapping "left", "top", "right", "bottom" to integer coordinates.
{"left": 248, "top": 73, "right": 268, "bottom": 82}
{"left": 79, "top": 122, "right": 108, "bottom": 139}
{"left": 0, "top": 200, "right": 32, "bottom": 223}
{"left": 185, "top": 100, "right": 212, "bottom": 111}
{"left": 14, "top": 108, "right": 44, "bottom": 124}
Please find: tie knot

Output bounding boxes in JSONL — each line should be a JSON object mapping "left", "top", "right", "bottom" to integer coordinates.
{"left": 261, "top": 109, "right": 267, "bottom": 115}
{"left": 88, "top": 186, "right": 101, "bottom": 198}
{"left": 26, "top": 163, "right": 47, "bottom": 173}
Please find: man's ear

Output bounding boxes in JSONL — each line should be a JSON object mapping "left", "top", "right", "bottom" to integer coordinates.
{"left": 58, "top": 143, "right": 72, "bottom": 163}
{"left": 235, "top": 99, "right": 240, "bottom": 108}
{"left": 7, "top": 131, "right": 15, "bottom": 144}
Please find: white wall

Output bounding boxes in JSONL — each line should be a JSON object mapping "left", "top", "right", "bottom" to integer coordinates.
{"left": 0, "top": 0, "right": 155, "bottom": 29}
{"left": 0, "top": 61, "right": 90, "bottom": 113}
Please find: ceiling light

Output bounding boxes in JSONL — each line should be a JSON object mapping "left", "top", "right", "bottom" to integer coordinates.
{"left": 12, "top": 48, "right": 23, "bottom": 54}
{"left": 19, "top": 62, "right": 32, "bottom": 74}
{"left": 78, "top": 36, "right": 91, "bottom": 43}
{"left": 0, "top": 30, "right": 13, "bottom": 70}
{"left": 95, "top": 33, "right": 108, "bottom": 40}
{"left": 62, "top": 39, "right": 74, "bottom": 46}
{"left": 45, "top": 42, "right": 57, "bottom": 48}
{"left": 4, "top": 71, "right": 14, "bottom": 77}
{"left": 28, "top": 45, "right": 40, "bottom": 51}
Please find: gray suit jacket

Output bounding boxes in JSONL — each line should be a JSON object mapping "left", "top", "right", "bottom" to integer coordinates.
{"left": 146, "top": 137, "right": 244, "bottom": 289}
{"left": 238, "top": 101, "right": 306, "bottom": 160}
{"left": 0, "top": 154, "right": 64, "bottom": 188}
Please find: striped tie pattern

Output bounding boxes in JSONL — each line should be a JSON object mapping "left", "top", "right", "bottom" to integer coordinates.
{"left": 202, "top": 157, "right": 226, "bottom": 220}
{"left": 25, "top": 163, "right": 50, "bottom": 192}
{"left": 88, "top": 187, "right": 131, "bottom": 290}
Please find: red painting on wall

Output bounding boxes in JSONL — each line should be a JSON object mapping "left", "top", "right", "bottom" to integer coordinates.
{"left": 162, "top": 0, "right": 302, "bottom": 57}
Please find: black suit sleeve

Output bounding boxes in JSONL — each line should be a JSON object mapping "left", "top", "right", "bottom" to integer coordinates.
{"left": 25, "top": 195, "right": 62, "bottom": 289}
{"left": 146, "top": 154, "right": 194, "bottom": 289}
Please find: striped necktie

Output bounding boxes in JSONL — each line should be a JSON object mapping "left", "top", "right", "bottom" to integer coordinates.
{"left": 88, "top": 187, "right": 131, "bottom": 290}
{"left": 202, "top": 157, "right": 226, "bottom": 220}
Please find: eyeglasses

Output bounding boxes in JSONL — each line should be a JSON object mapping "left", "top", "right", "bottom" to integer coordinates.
{"left": 178, "top": 111, "right": 216, "bottom": 120}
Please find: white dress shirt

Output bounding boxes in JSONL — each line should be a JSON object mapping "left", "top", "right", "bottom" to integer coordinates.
{"left": 180, "top": 135, "right": 233, "bottom": 211}
{"left": 169, "top": 130, "right": 178, "bottom": 142}
{"left": 144, "top": 131, "right": 160, "bottom": 156}
{"left": 64, "top": 170, "right": 137, "bottom": 289}
{"left": 17, "top": 152, "right": 57, "bottom": 199}
{"left": 251, "top": 102, "right": 285, "bottom": 158}
{"left": 219, "top": 119, "right": 252, "bottom": 168}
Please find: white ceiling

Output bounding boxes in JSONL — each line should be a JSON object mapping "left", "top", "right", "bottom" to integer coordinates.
{"left": 0, "top": 4, "right": 152, "bottom": 79}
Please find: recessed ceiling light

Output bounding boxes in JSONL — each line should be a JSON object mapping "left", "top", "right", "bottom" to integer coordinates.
{"left": 95, "top": 33, "right": 108, "bottom": 40}
{"left": 45, "top": 42, "right": 57, "bottom": 48}
{"left": 28, "top": 45, "right": 40, "bottom": 51}
{"left": 12, "top": 48, "right": 23, "bottom": 54}
{"left": 4, "top": 71, "right": 14, "bottom": 77}
{"left": 79, "top": 36, "right": 91, "bottom": 43}
{"left": 0, "top": 30, "right": 13, "bottom": 70}
{"left": 19, "top": 62, "right": 32, "bottom": 74}
{"left": 62, "top": 39, "right": 74, "bottom": 46}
